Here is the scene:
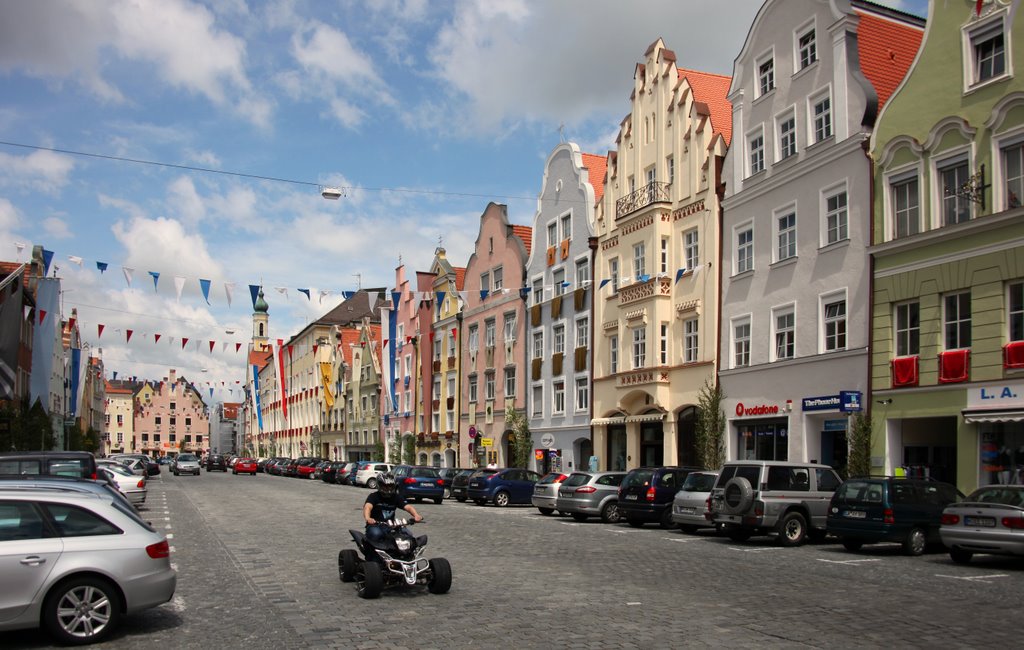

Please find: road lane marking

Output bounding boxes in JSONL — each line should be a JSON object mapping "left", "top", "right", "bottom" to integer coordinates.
{"left": 663, "top": 537, "right": 708, "bottom": 542}
{"left": 935, "top": 573, "right": 1008, "bottom": 582}
{"left": 816, "top": 558, "right": 881, "bottom": 565}
{"left": 166, "top": 533, "right": 174, "bottom": 539}
{"left": 728, "top": 546, "right": 782, "bottom": 552}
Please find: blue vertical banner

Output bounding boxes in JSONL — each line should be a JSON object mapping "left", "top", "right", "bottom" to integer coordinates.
{"left": 252, "top": 365, "right": 264, "bottom": 432}
{"left": 68, "top": 347, "right": 82, "bottom": 416}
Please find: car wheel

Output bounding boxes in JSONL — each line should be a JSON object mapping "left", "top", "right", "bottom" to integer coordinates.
{"left": 493, "top": 491, "right": 510, "bottom": 507}
{"left": 842, "top": 538, "right": 864, "bottom": 552}
{"left": 366, "top": 478, "right": 378, "bottom": 490}
{"left": 678, "top": 524, "right": 699, "bottom": 534}
{"left": 902, "top": 527, "right": 927, "bottom": 556}
{"left": 474, "top": 499, "right": 486, "bottom": 506}
{"left": 777, "top": 511, "right": 808, "bottom": 547}
{"left": 726, "top": 526, "right": 753, "bottom": 542}
{"left": 626, "top": 517, "right": 644, "bottom": 528}
{"left": 571, "top": 512, "right": 588, "bottom": 522}
{"left": 43, "top": 576, "right": 122, "bottom": 645}
{"left": 538, "top": 507, "right": 555, "bottom": 516}
{"left": 338, "top": 549, "right": 359, "bottom": 582}
{"left": 600, "top": 501, "right": 622, "bottom": 524}
{"left": 427, "top": 558, "right": 452, "bottom": 594}
{"left": 949, "top": 547, "right": 973, "bottom": 564}
{"left": 443, "top": 487, "right": 451, "bottom": 499}
{"left": 659, "top": 507, "right": 674, "bottom": 529}
{"left": 357, "top": 561, "right": 384, "bottom": 599}
{"left": 173, "top": 470, "right": 178, "bottom": 476}
{"left": 456, "top": 496, "right": 466, "bottom": 503}
{"left": 433, "top": 497, "right": 443, "bottom": 505}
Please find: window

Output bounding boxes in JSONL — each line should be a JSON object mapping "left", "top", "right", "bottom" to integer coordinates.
{"left": 116, "top": 414, "right": 123, "bottom": 425}
{"left": 575, "top": 258, "right": 590, "bottom": 286}
{"left": 758, "top": 56, "right": 775, "bottom": 96}
{"left": 736, "top": 225, "right": 754, "bottom": 274}
{"left": 547, "top": 222, "right": 558, "bottom": 247}
{"left": 609, "top": 258, "right": 620, "bottom": 293}
{"left": 633, "top": 242, "right": 646, "bottom": 280}
{"left": 503, "top": 314, "right": 516, "bottom": 343}
{"left": 610, "top": 335, "right": 619, "bottom": 374}
{"left": 492, "top": 267, "right": 503, "bottom": 290}
{"left": 812, "top": 94, "right": 832, "bottom": 142}
{"left": 646, "top": 166, "right": 656, "bottom": 186}
{"left": 1003, "top": 142, "right": 1024, "bottom": 208}
{"left": 749, "top": 131, "right": 765, "bottom": 175}
{"left": 532, "top": 331, "right": 544, "bottom": 359}
{"left": 485, "top": 319, "right": 496, "bottom": 348}
{"left": 945, "top": 292, "right": 972, "bottom": 349}
{"left": 553, "top": 268, "right": 566, "bottom": 296}
{"left": 485, "top": 372, "right": 496, "bottom": 401}
{"left": 734, "top": 319, "right": 751, "bottom": 368}
{"left": 1009, "top": 282, "right": 1024, "bottom": 341}
{"left": 185, "top": 417, "right": 191, "bottom": 427}
{"left": 684, "top": 229, "right": 699, "bottom": 270}
{"left": 532, "top": 278, "right": 544, "bottom": 305}
{"left": 660, "top": 322, "right": 668, "bottom": 365}
{"left": 553, "top": 381, "right": 565, "bottom": 414}
{"left": 824, "top": 299, "right": 847, "bottom": 351}
{"left": 776, "top": 210, "right": 796, "bottom": 261}
{"left": 895, "top": 302, "right": 920, "bottom": 356}
{"left": 553, "top": 324, "right": 566, "bottom": 355}
{"left": 666, "top": 155, "right": 675, "bottom": 185}
{"left": 447, "top": 330, "right": 456, "bottom": 356}
{"left": 532, "top": 385, "right": 543, "bottom": 416}
{"left": 480, "top": 272, "right": 490, "bottom": 293}
{"left": 575, "top": 317, "right": 589, "bottom": 349}
{"left": 660, "top": 237, "right": 669, "bottom": 274}
{"left": 504, "top": 368, "right": 516, "bottom": 397}
{"left": 405, "top": 391, "right": 412, "bottom": 411}
{"left": 560, "top": 214, "right": 572, "bottom": 241}
{"left": 632, "top": 327, "right": 646, "bottom": 369}
{"left": 468, "top": 375, "right": 478, "bottom": 403}
{"left": 798, "top": 28, "right": 817, "bottom": 69}
{"left": 892, "top": 175, "right": 920, "bottom": 238}
{"left": 778, "top": 114, "right": 796, "bottom": 159}
{"left": 972, "top": 24, "right": 1006, "bottom": 84}
{"left": 774, "top": 309, "right": 795, "bottom": 360}
{"left": 939, "top": 157, "right": 972, "bottom": 225}
{"left": 575, "top": 377, "right": 589, "bottom": 411}
{"left": 468, "top": 324, "right": 479, "bottom": 352}
{"left": 825, "top": 189, "right": 848, "bottom": 244}
{"left": 684, "top": 318, "right": 699, "bottom": 363}
{"left": 433, "top": 338, "right": 442, "bottom": 360}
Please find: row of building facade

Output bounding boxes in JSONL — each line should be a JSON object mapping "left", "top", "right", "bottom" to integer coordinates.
{"left": 240, "top": 0, "right": 1024, "bottom": 494}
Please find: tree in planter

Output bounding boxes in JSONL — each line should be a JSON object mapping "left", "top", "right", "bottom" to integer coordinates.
{"left": 402, "top": 434, "right": 416, "bottom": 466}
{"left": 846, "top": 412, "right": 872, "bottom": 479}
{"left": 505, "top": 409, "right": 533, "bottom": 469}
{"left": 695, "top": 378, "right": 725, "bottom": 471}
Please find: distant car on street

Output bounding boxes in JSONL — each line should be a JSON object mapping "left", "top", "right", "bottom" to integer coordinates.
{"left": 468, "top": 468, "right": 541, "bottom": 507}
{"left": 233, "top": 458, "right": 258, "bottom": 475}
{"left": 556, "top": 471, "right": 627, "bottom": 523}
{"left": 672, "top": 470, "right": 720, "bottom": 533}
{"left": 531, "top": 472, "right": 569, "bottom": 515}
{"left": 206, "top": 454, "right": 228, "bottom": 472}
{"left": 173, "top": 454, "right": 201, "bottom": 476}
{"left": 392, "top": 465, "right": 444, "bottom": 503}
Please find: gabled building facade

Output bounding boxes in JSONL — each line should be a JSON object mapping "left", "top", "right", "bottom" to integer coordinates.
{"left": 133, "top": 369, "right": 207, "bottom": 457}
{"left": 869, "top": 0, "right": 1024, "bottom": 492}
{"left": 425, "top": 248, "right": 465, "bottom": 467}
{"left": 720, "top": 0, "right": 923, "bottom": 470}
{"left": 461, "top": 204, "right": 531, "bottom": 467}
{"left": 592, "top": 39, "right": 732, "bottom": 471}
{"left": 525, "top": 143, "right": 603, "bottom": 474}
{"left": 344, "top": 319, "right": 382, "bottom": 460}
{"left": 388, "top": 264, "right": 435, "bottom": 463}
{"left": 104, "top": 379, "right": 136, "bottom": 454}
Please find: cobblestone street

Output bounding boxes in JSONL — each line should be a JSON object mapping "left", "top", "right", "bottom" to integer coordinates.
{"left": 4, "top": 471, "right": 1022, "bottom": 649}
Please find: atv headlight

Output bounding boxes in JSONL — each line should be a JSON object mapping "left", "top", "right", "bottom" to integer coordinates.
{"left": 396, "top": 538, "right": 411, "bottom": 552}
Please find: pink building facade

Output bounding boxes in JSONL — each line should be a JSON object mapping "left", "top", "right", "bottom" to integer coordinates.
{"left": 133, "top": 369, "right": 208, "bottom": 457}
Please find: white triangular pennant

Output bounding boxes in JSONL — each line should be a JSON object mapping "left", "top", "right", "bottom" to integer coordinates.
{"left": 174, "top": 276, "right": 186, "bottom": 302}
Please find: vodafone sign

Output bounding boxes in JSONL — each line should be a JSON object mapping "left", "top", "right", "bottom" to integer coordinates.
{"left": 735, "top": 402, "right": 781, "bottom": 417}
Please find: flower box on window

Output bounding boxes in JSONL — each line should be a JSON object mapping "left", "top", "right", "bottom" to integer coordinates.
{"left": 891, "top": 355, "right": 919, "bottom": 388}
{"left": 1004, "top": 341, "right": 1024, "bottom": 369}
{"left": 938, "top": 349, "right": 970, "bottom": 384}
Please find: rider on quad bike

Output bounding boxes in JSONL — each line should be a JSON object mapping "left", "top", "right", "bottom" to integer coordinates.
{"left": 363, "top": 472, "right": 422, "bottom": 542}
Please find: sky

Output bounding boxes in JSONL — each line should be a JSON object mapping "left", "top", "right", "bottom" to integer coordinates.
{"left": 0, "top": 0, "right": 928, "bottom": 405}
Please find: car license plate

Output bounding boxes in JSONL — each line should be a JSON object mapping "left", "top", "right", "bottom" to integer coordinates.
{"left": 844, "top": 510, "right": 867, "bottom": 519}
{"left": 421, "top": 482, "right": 434, "bottom": 487}
{"left": 965, "top": 516, "right": 996, "bottom": 527}
{"left": 677, "top": 507, "right": 695, "bottom": 515}
{"left": 625, "top": 494, "right": 638, "bottom": 500}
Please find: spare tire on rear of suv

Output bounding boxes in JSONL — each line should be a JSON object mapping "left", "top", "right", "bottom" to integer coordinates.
{"left": 723, "top": 477, "right": 754, "bottom": 514}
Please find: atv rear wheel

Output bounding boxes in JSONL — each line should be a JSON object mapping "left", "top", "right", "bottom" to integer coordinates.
{"left": 427, "top": 558, "right": 452, "bottom": 594}
{"left": 338, "top": 549, "right": 359, "bottom": 583}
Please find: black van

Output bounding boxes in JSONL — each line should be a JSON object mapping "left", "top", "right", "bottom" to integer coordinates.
{"left": 0, "top": 450, "right": 99, "bottom": 480}
{"left": 618, "top": 466, "right": 703, "bottom": 528}
{"left": 827, "top": 477, "right": 963, "bottom": 555}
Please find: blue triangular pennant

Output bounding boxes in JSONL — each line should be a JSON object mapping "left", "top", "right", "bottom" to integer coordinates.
{"left": 96, "top": 261, "right": 108, "bottom": 273}
{"left": 675, "top": 268, "right": 686, "bottom": 283}
{"left": 298, "top": 288, "right": 310, "bottom": 300}
{"left": 199, "top": 278, "right": 212, "bottom": 305}
{"left": 148, "top": 271, "right": 160, "bottom": 292}
{"left": 480, "top": 289, "right": 490, "bottom": 301}
{"left": 42, "top": 249, "right": 55, "bottom": 276}
{"left": 599, "top": 278, "right": 611, "bottom": 289}
{"left": 249, "top": 284, "right": 260, "bottom": 309}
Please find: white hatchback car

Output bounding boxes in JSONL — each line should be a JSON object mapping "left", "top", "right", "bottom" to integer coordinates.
{"left": 99, "top": 464, "right": 148, "bottom": 506}
{"left": 355, "top": 463, "right": 395, "bottom": 488}
{"left": 0, "top": 490, "right": 176, "bottom": 644}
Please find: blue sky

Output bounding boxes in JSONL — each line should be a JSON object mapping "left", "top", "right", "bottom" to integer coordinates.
{"left": 0, "top": 0, "right": 928, "bottom": 399}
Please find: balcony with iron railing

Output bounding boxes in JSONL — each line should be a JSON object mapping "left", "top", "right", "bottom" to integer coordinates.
{"left": 616, "top": 181, "right": 671, "bottom": 220}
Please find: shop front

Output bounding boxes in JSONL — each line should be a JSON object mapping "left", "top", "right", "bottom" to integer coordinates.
{"left": 729, "top": 400, "right": 792, "bottom": 461}
{"left": 532, "top": 428, "right": 590, "bottom": 475}
{"left": 801, "top": 390, "right": 862, "bottom": 475}
{"left": 963, "top": 381, "right": 1024, "bottom": 488}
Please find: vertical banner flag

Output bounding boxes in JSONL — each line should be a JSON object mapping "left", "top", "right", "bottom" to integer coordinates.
{"left": 0, "top": 267, "right": 24, "bottom": 399}
{"left": 252, "top": 365, "right": 264, "bottom": 432}
{"left": 381, "top": 300, "right": 397, "bottom": 415}
{"left": 30, "top": 276, "right": 60, "bottom": 411}
{"left": 68, "top": 347, "right": 82, "bottom": 416}
{"left": 274, "top": 339, "right": 289, "bottom": 421}
{"left": 319, "top": 362, "right": 334, "bottom": 410}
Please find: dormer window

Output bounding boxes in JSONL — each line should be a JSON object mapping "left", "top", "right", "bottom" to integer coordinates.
{"left": 758, "top": 56, "right": 775, "bottom": 96}
{"left": 964, "top": 14, "right": 1011, "bottom": 90}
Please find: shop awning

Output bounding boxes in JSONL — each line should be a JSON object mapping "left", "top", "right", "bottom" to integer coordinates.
{"left": 591, "top": 416, "right": 626, "bottom": 426}
{"left": 626, "top": 413, "right": 666, "bottom": 423}
{"left": 962, "top": 409, "right": 1024, "bottom": 423}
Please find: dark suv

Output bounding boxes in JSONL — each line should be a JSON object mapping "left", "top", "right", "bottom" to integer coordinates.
{"left": 206, "top": 454, "right": 227, "bottom": 472}
{"left": 618, "top": 466, "right": 703, "bottom": 528}
{"left": 0, "top": 450, "right": 99, "bottom": 480}
{"left": 827, "top": 477, "right": 963, "bottom": 555}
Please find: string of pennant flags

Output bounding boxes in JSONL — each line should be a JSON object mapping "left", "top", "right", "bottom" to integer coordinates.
{"left": 17, "top": 242, "right": 706, "bottom": 313}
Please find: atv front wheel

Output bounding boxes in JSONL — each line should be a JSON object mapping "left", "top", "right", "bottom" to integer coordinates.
{"left": 427, "top": 557, "right": 452, "bottom": 594}
{"left": 357, "top": 561, "right": 383, "bottom": 599}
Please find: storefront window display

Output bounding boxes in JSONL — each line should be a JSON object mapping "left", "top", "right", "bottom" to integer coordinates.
{"left": 979, "top": 423, "right": 1024, "bottom": 486}
{"left": 738, "top": 421, "right": 788, "bottom": 461}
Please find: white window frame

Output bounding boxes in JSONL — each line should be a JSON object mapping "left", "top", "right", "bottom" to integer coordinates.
{"left": 683, "top": 317, "right": 699, "bottom": 364}
{"left": 962, "top": 12, "right": 1011, "bottom": 92}
{"left": 480, "top": 272, "right": 490, "bottom": 293}
{"left": 821, "top": 182, "right": 849, "bottom": 246}
{"left": 632, "top": 326, "right": 646, "bottom": 369}
{"left": 532, "top": 331, "right": 544, "bottom": 360}
{"left": 774, "top": 204, "right": 797, "bottom": 263}
{"left": 575, "top": 316, "right": 589, "bottom": 350}
{"left": 885, "top": 165, "right": 922, "bottom": 241}
{"left": 756, "top": 49, "right": 775, "bottom": 97}
{"left": 660, "top": 236, "right": 669, "bottom": 274}
{"left": 895, "top": 300, "right": 921, "bottom": 357}
{"left": 575, "top": 377, "right": 589, "bottom": 412}
{"left": 943, "top": 291, "right": 972, "bottom": 350}
{"left": 748, "top": 125, "right": 765, "bottom": 176}
{"left": 532, "top": 277, "right": 544, "bottom": 305}
{"left": 553, "top": 323, "right": 566, "bottom": 355}
{"left": 995, "top": 129, "right": 1024, "bottom": 210}
{"left": 795, "top": 20, "right": 817, "bottom": 72}
{"left": 552, "top": 381, "right": 565, "bottom": 415}
{"left": 772, "top": 305, "right": 796, "bottom": 362}
{"left": 732, "top": 316, "right": 752, "bottom": 369}
{"left": 734, "top": 221, "right": 754, "bottom": 275}
{"left": 559, "top": 212, "right": 572, "bottom": 242}
{"left": 633, "top": 242, "right": 646, "bottom": 280}
{"left": 504, "top": 367, "right": 516, "bottom": 397}
{"left": 610, "top": 334, "right": 619, "bottom": 374}
{"left": 553, "top": 267, "right": 566, "bottom": 296}
{"left": 659, "top": 322, "right": 668, "bottom": 365}
{"left": 609, "top": 257, "right": 620, "bottom": 293}
{"left": 492, "top": 266, "right": 504, "bottom": 291}
{"left": 468, "top": 324, "right": 479, "bottom": 353}
{"left": 485, "top": 371, "right": 496, "bottom": 401}
{"left": 575, "top": 256, "right": 591, "bottom": 287}
{"left": 776, "top": 108, "right": 797, "bottom": 161}
{"left": 932, "top": 148, "right": 974, "bottom": 227}
{"left": 820, "top": 289, "right": 848, "bottom": 353}
{"left": 547, "top": 221, "right": 558, "bottom": 248}
{"left": 503, "top": 313, "right": 516, "bottom": 343}
{"left": 484, "top": 319, "right": 496, "bottom": 348}
{"left": 1008, "top": 281, "right": 1024, "bottom": 342}
{"left": 532, "top": 385, "right": 543, "bottom": 417}
{"left": 666, "top": 155, "right": 675, "bottom": 185}
{"left": 809, "top": 88, "right": 832, "bottom": 144}
{"left": 684, "top": 228, "right": 699, "bottom": 271}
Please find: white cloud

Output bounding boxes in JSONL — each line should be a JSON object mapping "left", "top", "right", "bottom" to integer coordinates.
{"left": 42, "top": 216, "right": 73, "bottom": 240}
{"left": 111, "top": 215, "right": 223, "bottom": 281}
{"left": 0, "top": 149, "right": 76, "bottom": 194}
{"left": 166, "top": 176, "right": 206, "bottom": 226}
{"left": 0, "top": 198, "right": 20, "bottom": 231}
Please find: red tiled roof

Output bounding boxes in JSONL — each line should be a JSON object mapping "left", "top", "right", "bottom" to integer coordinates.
{"left": 248, "top": 349, "right": 272, "bottom": 370}
{"left": 677, "top": 68, "right": 733, "bottom": 146}
{"left": 512, "top": 225, "right": 533, "bottom": 256}
{"left": 581, "top": 153, "right": 607, "bottom": 204}
{"left": 855, "top": 8, "right": 925, "bottom": 112}
{"left": 104, "top": 380, "right": 133, "bottom": 395}
{"left": 338, "top": 328, "right": 362, "bottom": 367}
{"left": 453, "top": 267, "right": 466, "bottom": 291}
{"left": 0, "top": 262, "right": 31, "bottom": 291}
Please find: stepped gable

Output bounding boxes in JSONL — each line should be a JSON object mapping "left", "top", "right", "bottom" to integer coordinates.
{"left": 677, "top": 67, "right": 734, "bottom": 146}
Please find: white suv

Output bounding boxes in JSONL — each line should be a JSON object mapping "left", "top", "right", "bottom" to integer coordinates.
{"left": 355, "top": 463, "right": 395, "bottom": 488}
{"left": 709, "top": 460, "right": 842, "bottom": 546}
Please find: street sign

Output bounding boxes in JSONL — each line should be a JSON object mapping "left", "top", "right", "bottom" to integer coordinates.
{"left": 480, "top": 437, "right": 493, "bottom": 447}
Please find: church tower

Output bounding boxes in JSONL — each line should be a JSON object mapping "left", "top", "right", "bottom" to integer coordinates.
{"left": 251, "top": 288, "right": 269, "bottom": 353}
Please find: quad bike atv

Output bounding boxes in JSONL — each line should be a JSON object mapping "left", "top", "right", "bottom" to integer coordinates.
{"left": 338, "top": 519, "right": 452, "bottom": 599}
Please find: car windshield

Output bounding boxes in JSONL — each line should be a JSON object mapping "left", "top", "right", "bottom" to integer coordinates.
{"left": 680, "top": 473, "right": 717, "bottom": 492}
{"left": 563, "top": 473, "right": 591, "bottom": 487}
{"left": 410, "top": 468, "right": 440, "bottom": 478}
{"left": 178, "top": 454, "right": 198, "bottom": 462}
{"left": 966, "top": 486, "right": 1024, "bottom": 507}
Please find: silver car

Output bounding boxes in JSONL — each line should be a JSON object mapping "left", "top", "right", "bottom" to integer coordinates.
{"left": 556, "top": 471, "right": 627, "bottom": 523}
{"left": 173, "top": 453, "right": 201, "bottom": 476}
{"left": 940, "top": 485, "right": 1024, "bottom": 564}
{"left": 531, "top": 472, "right": 569, "bottom": 515}
{"left": 0, "top": 489, "right": 176, "bottom": 644}
{"left": 671, "top": 470, "right": 719, "bottom": 533}
{"left": 99, "top": 464, "right": 148, "bottom": 506}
